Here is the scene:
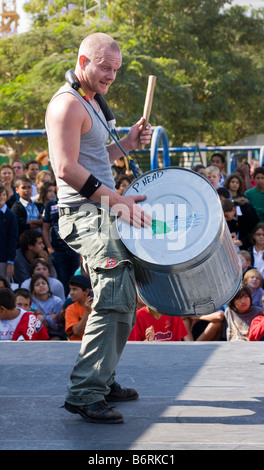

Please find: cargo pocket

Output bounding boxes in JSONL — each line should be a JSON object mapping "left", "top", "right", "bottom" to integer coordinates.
{"left": 89, "top": 259, "right": 137, "bottom": 316}
{"left": 58, "top": 217, "right": 74, "bottom": 242}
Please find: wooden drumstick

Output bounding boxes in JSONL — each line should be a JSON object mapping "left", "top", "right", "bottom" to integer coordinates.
{"left": 139, "top": 75, "right": 156, "bottom": 149}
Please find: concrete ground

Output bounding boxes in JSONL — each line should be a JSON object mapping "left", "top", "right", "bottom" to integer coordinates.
{"left": 0, "top": 341, "right": 264, "bottom": 451}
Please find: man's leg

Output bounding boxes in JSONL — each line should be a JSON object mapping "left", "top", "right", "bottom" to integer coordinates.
{"left": 59, "top": 205, "right": 137, "bottom": 422}
{"left": 66, "top": 309, "right": 133, "bottom": 405}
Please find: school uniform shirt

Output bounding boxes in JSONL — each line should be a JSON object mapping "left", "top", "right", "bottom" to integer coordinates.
{"left": 227, "top": 202, "right": 259, "bottom": 250}
{"left": 219, "top": 173, "right": 226, "bottom": 188}
{"left": 19, "top": 197, "right": 40, "bottom": 221}
{"left": 11, "top": 197, "right": 41, "bottom": 235}
{"left": 0, "top": 203, "right": 18, "bottom": 263}
{"left": 252, "top": 246, "right": 264, "bottom": 277}
{"left": 0, "top": 308, "right": 49, "bottom": 341}
{"left": 128, "top": 306, "right": 188, "bottom": 341}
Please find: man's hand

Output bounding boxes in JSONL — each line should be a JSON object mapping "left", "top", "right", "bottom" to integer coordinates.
{"left": 111, "top": 194, "right": 152, "bottom": 229}
{"left": 127, "top": 117, "right": 152, "bottom": 149}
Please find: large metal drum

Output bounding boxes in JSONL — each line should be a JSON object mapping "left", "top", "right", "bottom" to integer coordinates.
{"left": 117, "top": 167, "right": 242, "bottom": 316}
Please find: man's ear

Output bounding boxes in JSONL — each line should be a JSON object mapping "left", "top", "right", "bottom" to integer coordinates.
{"left": 79, "top": 55, "right": 88, "bottom": 68}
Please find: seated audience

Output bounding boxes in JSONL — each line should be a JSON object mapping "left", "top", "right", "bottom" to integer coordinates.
{"left": 14, "top": 288, "right": 33, "bottom": 312}
{"left": 204, "top": 166, "right": 221, "bottom": 189}
{"left": 115, "top": 175, "right": 132, "bottom": 195}
{"left": 128, "top": 305, "right": 188, "bottom": 341}
{"left": 0, "top": 288, "right": 49, "bottom": 341}
{"left": 111, "top": 156, "right": 129, "bottom": 178}
{"left": 217, "top": 187, "right": 231, "bottom": 200}
{"left": 238, "top": 250, "right": 253, "bottom": 275}
{"left": 11, "top": 176, "right": 42, "bottom": 235}
{"left": 221, "top": 198, "right": 259, "bottom": 250}
{"left": 224, "top": 283, "right": 263, "bottom": 341}
{"left": 210, "top": 152, "right": 226, "bottom": 187}
{"left": 14, "top": 230, "right": 51, "bottom": 284}
{"left": 248, "top": 314, "right": 264, "bottom": 341}
{"left": 65, "top": 275, "right": 93, "bottom": 341}
{"left": 224, "top": 173, "right": 245, "bottom": 200}
{"left": 245, "top": 167, "right": 264, "bottom": 222}
{"left": 236, "top": 161, "right": 253, "bottom": 190}
{"left": 35, "top": 181, "right": 56, "bottom": 212}
{"left": 0, "top": 183, "right": 18, "bottom": 280}
{"left": 30, "top": 274, "right": 65, "bottom": 340}
{"left": 12, "top": 160, "right": 25, "bottom": 183}
{"left": 192, "top": 164, "right": 205, "bottom": 176}
{"left": 183, "top": 310, "right": 225, "bottom": 341}
{"left": 0, "top": 275, "right": 11, "bottom": 289}
{"left": 42, "top": 195, "right": 80, "bottom": 296}
{"left": 243, "top": 268, "right": 264, "bottom": 308}
{"left": 0, "top": 163, "right": 19, "bottom": 208}
{"left": 248, "top": 223, "right": 264, "bottom": 277}
{"left": 35, "top": 150, "right": 50, "bottom": 171}
{"left": 249, "top": 159, "right": 259, "bottom": 186}
{"left": 25, "top": 160, "right": 40, "bottom": 197}
{"left": 21, "top": 258, "right": 65, "bottom": 301}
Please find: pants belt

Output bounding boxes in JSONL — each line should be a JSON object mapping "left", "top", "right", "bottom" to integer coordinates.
{"left": 58, "top": 206, "right": 80, "bottom": 216}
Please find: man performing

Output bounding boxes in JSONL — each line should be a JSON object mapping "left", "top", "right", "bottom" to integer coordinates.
{"left": 45, "top": 32, "right": 152, "bottom": 423}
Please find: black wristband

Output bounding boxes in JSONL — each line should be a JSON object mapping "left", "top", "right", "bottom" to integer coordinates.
{"left": 79, "top": 174, "right": 102, "bottom": 199}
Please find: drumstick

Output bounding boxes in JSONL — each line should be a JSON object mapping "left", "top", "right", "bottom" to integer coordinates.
{"left": 139, "top": 75, "right": 156, "bottom": 149}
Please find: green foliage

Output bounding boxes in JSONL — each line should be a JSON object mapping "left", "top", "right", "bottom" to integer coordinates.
{"left": 1, "top": 0, "right": 264, "bottom": 154}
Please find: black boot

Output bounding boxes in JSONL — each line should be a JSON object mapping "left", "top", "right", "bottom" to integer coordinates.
{"left": 64, "top": 400, "right": 124, "bottom": 424}
{"left": 107, "top": 381, "right": 139, "bottom": 402}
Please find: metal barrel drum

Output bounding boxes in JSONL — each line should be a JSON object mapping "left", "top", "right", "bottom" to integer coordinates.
{"left": 117, "top": 167, "right": 242, "bottom": 316}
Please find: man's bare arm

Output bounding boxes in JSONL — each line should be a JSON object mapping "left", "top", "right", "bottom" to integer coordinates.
{"left": 46, "top": 95, "right": 152, "bottom": 228}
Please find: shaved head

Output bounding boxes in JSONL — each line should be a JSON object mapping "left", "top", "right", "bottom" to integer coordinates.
{"left": 78, "top": 33, "right": 121, "bottom": 63}
{"left": 74, "top": 33, "right": 122, "bottom": 98}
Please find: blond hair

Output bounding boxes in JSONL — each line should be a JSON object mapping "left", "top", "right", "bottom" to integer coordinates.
{"left": 204, "top": 165, "right": 220, "bottom": 176}
{"left": 244, "top": 268, "right": 263, "bottom": 287}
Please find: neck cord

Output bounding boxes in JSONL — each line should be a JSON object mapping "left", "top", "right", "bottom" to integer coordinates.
{"left": 64, "top": 69, "right": 140, "bottom": 178}
{"left": 77, "top": 88, "right": 129, "bottom": 157}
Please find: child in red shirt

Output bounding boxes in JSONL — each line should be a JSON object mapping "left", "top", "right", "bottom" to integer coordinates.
{"left": 0, "top": 288, "right": 49, "bottom": 341}
{"left": 128, "top": 306, "right": 188, "bottom": 342}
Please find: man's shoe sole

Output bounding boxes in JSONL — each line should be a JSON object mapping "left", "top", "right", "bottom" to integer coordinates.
{"left": 64, "top": 401, "right": 124, "bottom": 424}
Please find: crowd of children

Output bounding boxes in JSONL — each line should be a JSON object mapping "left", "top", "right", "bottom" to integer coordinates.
{"left": 1, "top": 152, "right": 264, "bottom": 342}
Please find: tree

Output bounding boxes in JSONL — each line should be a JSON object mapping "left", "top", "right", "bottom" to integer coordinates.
{"left": 108, "top": 0, "right": 264, "bottom": 144}
{"left": 0, "top": 24, "right": 88, "bottom": 158}
{"left": 1, "top": 0, "right": 264, "bottom": 160}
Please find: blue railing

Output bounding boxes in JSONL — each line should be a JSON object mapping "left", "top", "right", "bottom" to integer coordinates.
{"left": 1, "top": 127, "right": 264, "bottom": 171}
{"left": 116, "top": 126, "right": 264, "bottom": 171}
{"left": 0, "top": 129, "right": 47, "bottom": 137}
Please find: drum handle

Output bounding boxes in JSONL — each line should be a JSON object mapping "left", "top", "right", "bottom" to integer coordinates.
{"left": 193, "top": 299, "right": 216, "bottom": 316}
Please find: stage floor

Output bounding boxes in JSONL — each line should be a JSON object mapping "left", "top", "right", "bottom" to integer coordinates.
{"left": 1, "top": 341, "right": 264, "bottom": 451}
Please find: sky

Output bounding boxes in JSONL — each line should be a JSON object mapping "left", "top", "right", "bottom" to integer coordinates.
{"left": 16, "top": 0, "right": 32, "bottom": 34}
{"left": 232, "top": 0, "right": 264, "bottom": 5}
{"left": 9, "top": 0, "right": 264, "bottom": 35}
